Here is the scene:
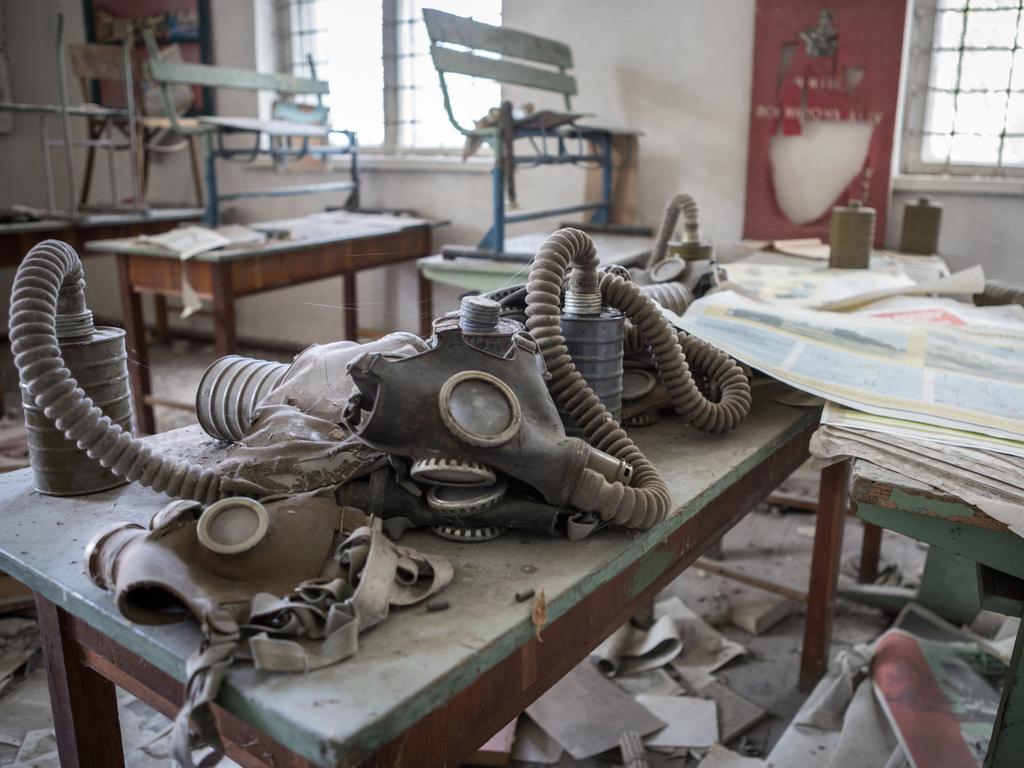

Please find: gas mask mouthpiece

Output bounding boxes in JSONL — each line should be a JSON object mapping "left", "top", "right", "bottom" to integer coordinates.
{"left": 342, "top": 319, "right": 631, "bottom": 512}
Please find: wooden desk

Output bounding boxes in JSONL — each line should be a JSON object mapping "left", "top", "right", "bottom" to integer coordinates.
{"left": 419, "top": 231, "right": 654, "bottom": 294}
{"left": 0, "top": 400, "right": 845, "bottom": 768}
{"left": 851, "top": 460, "right": 1024, "bottom": 768}
{"left": 0, "top": 208, "right": 202, "bottom": 268}
{"left": 85, "top": 213, "right": 435, "bottom": 434}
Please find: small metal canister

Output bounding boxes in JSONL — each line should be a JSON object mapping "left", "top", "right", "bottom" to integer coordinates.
{"left": 900, "top": 196, "right": 942, "bottom": 255}
{"left": 829, "top": 200, "right": 875, "bottom": 269}
{"left": 558, "top": 309, "right": 625, "bottom": 435}
{"left": 22, "top": 325, "right": 133, "bottom": 495}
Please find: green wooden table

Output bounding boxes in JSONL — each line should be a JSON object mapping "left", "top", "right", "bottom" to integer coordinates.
{"left": 0, "top": 401, "right": 843, "bottom": 767}
{"left": 851, "top": 460, "right": 1024, "bottom": 768}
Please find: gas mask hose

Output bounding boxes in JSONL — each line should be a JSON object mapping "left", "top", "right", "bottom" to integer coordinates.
{"left": 10, "top": 240, "right": 222, "bottom": 503}
{"left": 647, "top": 192, "right": 701, "bottom": 269}
{"left": 525, "top": 228, "right": 667, "bottom": 528}
{"left": 524, "top": 228, "right": 752, "bottom": 528}
{"left": 976, "top": 280, "right": 1024, "bottom": 307}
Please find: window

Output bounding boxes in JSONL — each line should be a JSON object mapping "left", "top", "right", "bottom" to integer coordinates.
{"left": 278, "top": 0, "right": 501, "bottom": 152}
{"left": 902, "top": 0, "right": 1024, "bottom": 176}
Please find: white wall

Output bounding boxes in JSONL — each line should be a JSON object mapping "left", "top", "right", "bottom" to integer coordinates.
{"left": 1, "top": 0, "right": 1020, "bottom": 342}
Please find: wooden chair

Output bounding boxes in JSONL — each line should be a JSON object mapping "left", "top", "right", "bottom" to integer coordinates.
{"left": 68, "top": 41, "right": 204, "bottom": 209}
{"left": 143, "top": 30, "right": 359, "bottom": 226}
{"left": 424, "top": 8, "right": 628, "bottom": 259}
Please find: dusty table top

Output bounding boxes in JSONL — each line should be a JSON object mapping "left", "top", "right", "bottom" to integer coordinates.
{"left": 0, "top": 400, "right": 815, "bottom": 766}
{"left": 0, "top": 208, "right": 204, "bottom": 237}
{"left": 83, "top": 211, "right": 436, "bottom": 263}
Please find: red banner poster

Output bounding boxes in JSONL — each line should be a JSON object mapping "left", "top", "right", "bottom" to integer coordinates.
{"left": 743, "top": 1, "right": 908, "bottom": 245}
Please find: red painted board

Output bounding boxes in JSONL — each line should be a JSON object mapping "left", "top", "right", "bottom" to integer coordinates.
{"left": 743, "top": 1, "right": 908, "bottom": 245}
{"left": 872, "top": 631, "right": 978, "bottom": 768}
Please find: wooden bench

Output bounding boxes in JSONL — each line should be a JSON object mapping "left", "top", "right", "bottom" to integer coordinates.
{"left": 142, "top": 30, "right": 359, "bottom": 226}
{"left": 424, "top": 9, "right": 630, "bottom": 259}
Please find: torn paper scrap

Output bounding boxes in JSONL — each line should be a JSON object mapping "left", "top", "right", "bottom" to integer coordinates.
{"left": 659, "top": 597, "right": 745, "bottom": 686}
{"left": 697, "top": 744, "right": 767, "bottom": 768}
{"left": 637, "top": 694, "right": 719, "bottom": 750}
{"left": 525, "top": 660, "right": 665, "bottom": 759}
{"left": 591, "top": 613, "right": 683, "bottom": 676}
{"left": 612, "top": 667, "right": 686, "bottom": 697}
{"left": 511, "top": 717, "right": 563, "bottom": 765}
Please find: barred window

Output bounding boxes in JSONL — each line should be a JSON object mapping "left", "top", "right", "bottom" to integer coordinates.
{"left": 278, "top": 0, "right": 501, "bottom": 151}
{"left": 903, "top": 0, "right": 1024, "bottom": 175}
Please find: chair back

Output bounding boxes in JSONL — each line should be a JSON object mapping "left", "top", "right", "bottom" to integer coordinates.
{"left": 423, "top": 8, "right": 576, "bottom": 110}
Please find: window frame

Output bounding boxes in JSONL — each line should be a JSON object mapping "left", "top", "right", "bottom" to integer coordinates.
{"left": 277, "top": 0, "right": 498, "bottom": 157}
{"left": 901, "top": 0, "right": 1024, "bottom": 178}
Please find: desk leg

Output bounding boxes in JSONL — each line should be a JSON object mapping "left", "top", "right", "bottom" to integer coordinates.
{"left": 211, "top": 263, "right": 238, "bottom": 356}
{"left": 800, "top": 459, "right": 850, "bottom": 691}
{"left": 34, "top": 595, "right": 125, "bottom": 768}
{"left": 117, "top": 254, "right": 155, "bottom": 435}
{"left": 859, "top": 522, "right": 883, "bottom": 584}
{"left": 987, "top": 616, "right": 1024, "bottom": 768}
{"left": 418, "top": 269, "right": 433, "bottom": 337}
{"left": 343, "top": 271, "right": 358, "bottom": 341}
{"left": 152, "top": 294, "right": 170, "bottom": 344}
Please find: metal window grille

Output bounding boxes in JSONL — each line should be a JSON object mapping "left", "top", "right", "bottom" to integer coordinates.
{"left": 903, "top": 0, "right": 1024, "bottom": 175}
{"left": 277, "top": 0, "right": 500, "bottom": 152}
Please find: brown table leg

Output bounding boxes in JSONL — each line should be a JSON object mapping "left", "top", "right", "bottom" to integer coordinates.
{"left": 858, "top": 521, "right": 883, "bottom": 584}
{"left": 35, "top": 595, "right": 125, "bottom": 768}
{"left": 152, "top": 294, "right": 170, "bottom": 344}
{"left": 211, "top": 262, "right": 238, "bottom": 357}
{"left": 343, "top": 271, "right": 358, "bottom": 341}
{"left": 799, "top": 459, "right": 851, "bottom": 691}
{"left": 418, "top": 269, "right": 433, "bottom": 337}
{"left": 116, "top": 253, "right": 155, "bottom": 435}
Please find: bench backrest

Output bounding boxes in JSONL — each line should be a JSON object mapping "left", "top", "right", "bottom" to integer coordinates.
{"left": 423, "top": 8, "right": 576, "bottom": 110}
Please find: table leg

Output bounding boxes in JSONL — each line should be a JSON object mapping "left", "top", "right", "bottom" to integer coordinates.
{"left": 34, "top": 595, "right": 125, "bottom": 768}
{"left": 418, "top": 269, "right": 433, "bottom": 337}
{"left": 211, "top": 262, "right": 238, "bottom": 357}
{"left": 987, "top": 616, "right": 1024, "bottom": 767}
{"left": 116, "top": 253, "right": 155, "bottom": 435}
{"left": 859, "top": 522, "right": 883, "bottom": 584}
{"left": 152, "top": 294, "right": 170, "bottom": 344}
{"left": 343, "top": 271, "right": 358, "bottom": 342}
{"left": 800, "top": 459, "right": 850, "bottom": 691}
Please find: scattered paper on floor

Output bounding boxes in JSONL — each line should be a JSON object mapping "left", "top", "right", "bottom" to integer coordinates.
{"left": 637, "top": 694, "right": 719, "bottom": 749}
{"left": 659, "top": 597, "right": 746, "bottom": 688}
{"left": 525, "top": 659, "right": 665, "bottom": 759}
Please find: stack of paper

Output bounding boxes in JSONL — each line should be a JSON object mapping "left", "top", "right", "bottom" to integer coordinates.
{"left": 668, "top": 287, "right": 1024, "bottom": 536}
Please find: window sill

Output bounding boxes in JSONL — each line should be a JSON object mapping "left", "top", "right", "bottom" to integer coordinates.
{"left": 894, "top": 174, "right": 1024, "bottom": 197}
{"left": 356, "top": 152, "right": 493, "bottom": 175}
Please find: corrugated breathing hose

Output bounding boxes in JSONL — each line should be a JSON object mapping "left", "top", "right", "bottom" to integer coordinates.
{"left": 647, "top": 192, "right": 700, "bottom": 269}
{"left": 976, "top": 280, "right": 1024, "bottom": 307}
{"left": 10, "top": 240, "right": 222, "bottom": 503}
{"left": 525, "top": 228, "right": 750, "bottom": 528}
{"left": 624, "top": 326, "right": 752, "bottom": 432}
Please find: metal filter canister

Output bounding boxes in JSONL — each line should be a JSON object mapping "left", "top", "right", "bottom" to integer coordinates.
{"left": 900, "top": 196, "right": 942, "bottom": 255}
{"left": 196, "top": 355, "right": 291, "bottom": 443}
{"left": 558, "top": 308, "right": 625, "bottom": 436}
{"left": 22, "top": 325, "right": 132, "bottom": 496}
{"left": 829, "top": 200, "right": 875, "bottom": 269}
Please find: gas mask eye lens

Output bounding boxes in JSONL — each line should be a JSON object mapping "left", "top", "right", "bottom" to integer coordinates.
{"left": 197, "top": 498, "right": 269, "bottom": 555}
{"left": 439, "top": 371, "right": 522, "bottom": 447}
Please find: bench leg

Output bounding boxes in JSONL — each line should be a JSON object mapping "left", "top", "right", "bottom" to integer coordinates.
{"left": 800, "top": 460, "right": 850, "bottom": 691}
{"left": 35, "top": 594, "right": 125, "bottom": 768}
